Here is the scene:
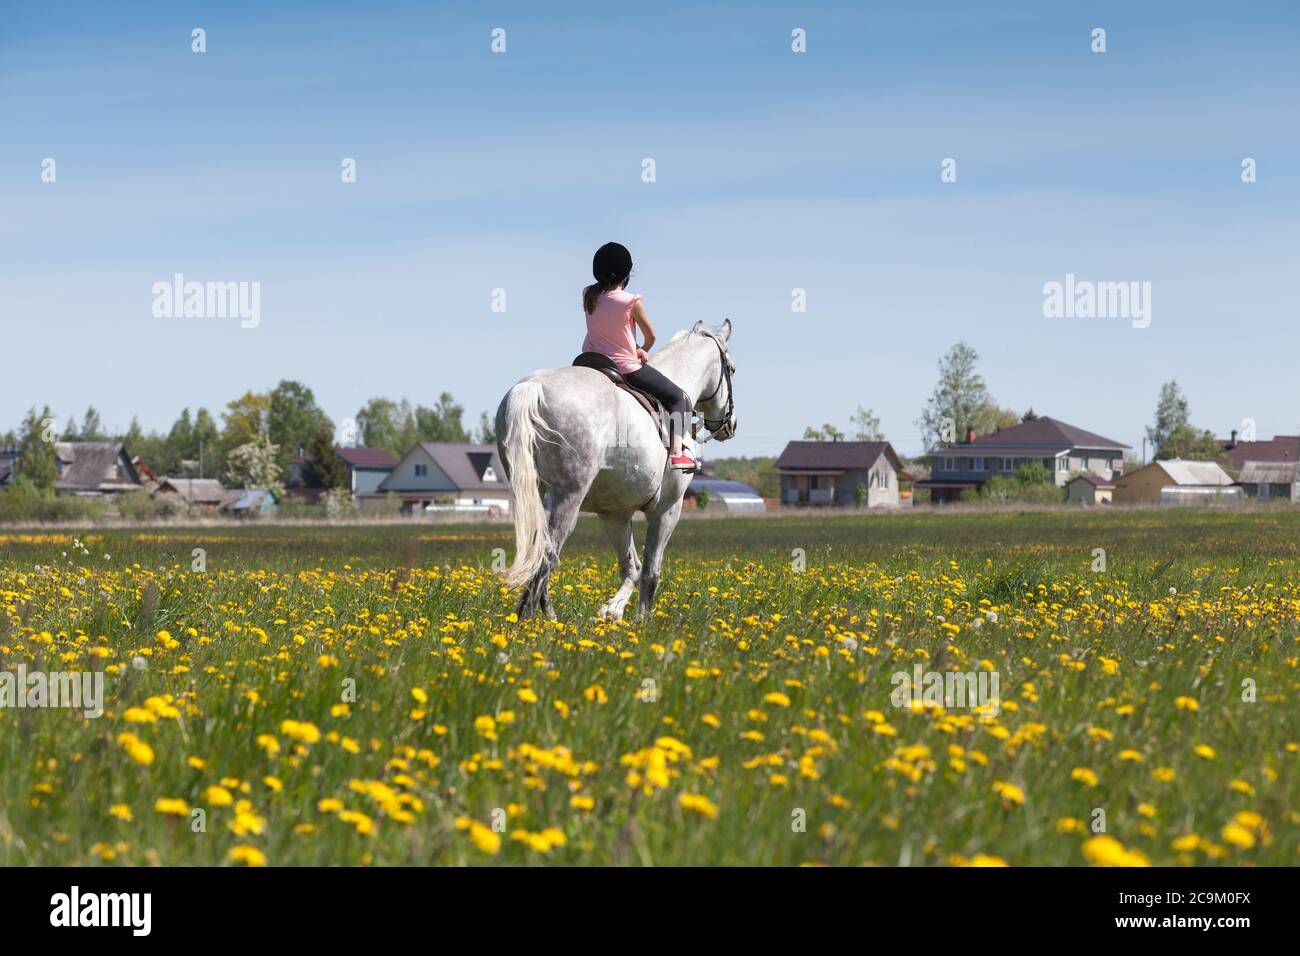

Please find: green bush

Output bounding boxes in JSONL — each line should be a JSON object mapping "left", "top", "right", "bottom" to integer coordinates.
{"left": 0, "top": 484, "right": 113, "bottom": 523}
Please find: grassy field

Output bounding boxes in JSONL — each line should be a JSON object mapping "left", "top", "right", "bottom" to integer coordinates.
{"left": 0, "top": 509, "right": 1296, "bottom": 866}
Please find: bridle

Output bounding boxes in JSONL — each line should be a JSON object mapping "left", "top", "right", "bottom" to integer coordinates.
{"left": 695, "top": 331, "right": 736, "bottom": 443}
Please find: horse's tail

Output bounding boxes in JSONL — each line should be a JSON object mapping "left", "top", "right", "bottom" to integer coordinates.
{"left": 501, "top": 380, "right": 552, "bottom": 589}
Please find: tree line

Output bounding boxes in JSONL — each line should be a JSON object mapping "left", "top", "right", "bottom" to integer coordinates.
{"left": 3, "top": 381, "right": 495, "bottom": 495}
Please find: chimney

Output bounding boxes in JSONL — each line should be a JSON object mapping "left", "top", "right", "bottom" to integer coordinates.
{"left": 965, "top": 426, "right": 976, "bottom": 444}
{"left": 1229, "top": 430, "right": 1237, "bottom": 448}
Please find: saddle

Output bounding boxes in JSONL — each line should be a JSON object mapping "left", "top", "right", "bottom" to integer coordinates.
{"left": 572, "top": 352, "right": 672, "bottom": 448}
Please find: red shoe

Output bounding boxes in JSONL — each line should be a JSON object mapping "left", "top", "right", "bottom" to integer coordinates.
{"left": 670, "top": 452, "right": 696, "bottom": 472}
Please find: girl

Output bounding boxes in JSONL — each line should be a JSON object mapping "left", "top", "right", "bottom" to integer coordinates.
{"left": 582, "top": 242, "right": 696, "bottom": 471}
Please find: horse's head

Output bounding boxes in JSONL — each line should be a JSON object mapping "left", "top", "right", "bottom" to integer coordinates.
{"left": 690, "top": 319, "right": 737, "bottom": 442}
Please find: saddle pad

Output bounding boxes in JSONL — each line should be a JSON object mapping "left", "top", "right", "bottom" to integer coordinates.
{"left": 572, "top": 353, "right": 670, "bottom": 448}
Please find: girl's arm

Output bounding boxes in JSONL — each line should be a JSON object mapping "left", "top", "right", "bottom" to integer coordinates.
{"left": 632, "top": 300, "right": 656, "bottom": 356}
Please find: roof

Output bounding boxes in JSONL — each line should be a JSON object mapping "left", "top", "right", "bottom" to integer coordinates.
{"left": 776, "top": 441, "right": 901, "bottom": 473}
{"left": 686, "top": 478, "right": 762, "bottom": 498}
{"left": 419, "top": 443, "right": 509, "bottom": 492}
{"left": 52, "top": 442, "right": 141, "bottom": 492}
{"left": 1151, "top": 459, "right": 1234, "bottom": 486}
{"left": 156, "top": 477, "right": 226, "bottom": 504}
{"left": 1220, "top": 435, "right": 1300, "bottom": 470}
{"left": 1238, "top": 461, "right": 1300, "bottom": 484}
{"left": 1068, "top": 474, "right": 1116, "bottom": 488}
{"left": 221, "top": 488, "right": 278, "bottom": 511}
{"left": 336, "top": 447, "right": 399, "bottom": 469}
{"left": 965, "top": 416, "right": 1129, "bottom": 451}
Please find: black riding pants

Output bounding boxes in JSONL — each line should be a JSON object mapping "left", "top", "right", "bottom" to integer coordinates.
{"left": 624, "top": 364, "right": 693, "bottom": 442}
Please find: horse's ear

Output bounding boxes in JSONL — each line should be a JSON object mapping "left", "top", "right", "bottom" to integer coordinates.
{"left": 691, "top": 320, "right": 704, "bottom": 334}
{"left": 718, "top": 318, "right": 732, "bottom": 342}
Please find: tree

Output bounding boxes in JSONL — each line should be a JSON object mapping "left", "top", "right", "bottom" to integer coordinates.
{"left": 1014, "top": 461, "right": 1054, "bottom": 485}
{"left": 414, "top": 393, "right": 472, "bottom": 444}
{"left": 1147, "top": 381, "right": 1190, "bottom": 459}
{"left": 849, "top": 406, "right": 884, "bottom": 441}
{"left": 916, "top": 342, "right": 992, "bottom": 449}
{"left": 803, "top": 423, "right": 845, "bottom": 442}
{"left": 356, "top": 394, "right": 474, "bottom": 457}
{"left": 855, "top": 482, "right": 868, "bottom": 507}
{"left": 1021, "top": 407, "right": 1039, "bottom": 422}
{"left": 226, "top": 427, "right": 281, "bottom": 491}
{"left": 221, "top": 391, "right": 271, "bottom": 456}
{"left": 696, "top": 486, "right": 711, "bottom": 510}
{"left": 80, "top": 406, "right": 106, "bottom": 441}
{"left": 1162, "top": 424, "right": 1225, "bottom": 464}
{"left": 973, "top": 403, "right": 1021, "bottom": 436}
{"left": 17, "top": 406, "right": 58, "bottom": 491}
{"left": 708, "top": 456, "right": 779, "bottom": 499}
{"left": 268, "top": 380, "right": 332, "bottom": 471}
{"left": 192, "top": 408, "right": 221, "bottom": 477}
{"left": 302, "top": 428, "right": 350, "bottom": 489}
{"left": 477, "top": 411, "right": 497, "bottom": 446}
{"left": 356, "top": 398, "right": 404, "bottom": 456}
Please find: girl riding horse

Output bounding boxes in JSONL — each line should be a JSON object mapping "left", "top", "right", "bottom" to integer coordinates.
{"left": 581, "top": 242, "right": 696, "bottom": 472}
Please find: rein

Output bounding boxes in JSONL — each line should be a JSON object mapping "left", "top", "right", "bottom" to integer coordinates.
{"left": 695, "top": 332, "right": 736, "bottom": 443}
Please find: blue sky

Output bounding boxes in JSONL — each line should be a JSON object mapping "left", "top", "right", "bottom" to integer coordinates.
{"left": 2, "top": 0, "right": 1298, "bottom": 457}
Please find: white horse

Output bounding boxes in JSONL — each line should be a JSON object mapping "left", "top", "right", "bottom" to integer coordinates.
{"left": 495, "top": 320, "right": 737, "bottom": 619}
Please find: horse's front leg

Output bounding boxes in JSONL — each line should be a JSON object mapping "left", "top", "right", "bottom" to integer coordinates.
{"left": 597, "top": 511, "right": 640, "bottom": 619}
{"left": 638, "top": 499, "right": 683, "bottom": 617}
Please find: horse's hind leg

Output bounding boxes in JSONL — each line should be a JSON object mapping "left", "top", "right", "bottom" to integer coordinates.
{"left": 517, "top": 491, "right": 584, "bottom": 620}
{"left": 596, "top": 511, "right": 640, "bottom": 620}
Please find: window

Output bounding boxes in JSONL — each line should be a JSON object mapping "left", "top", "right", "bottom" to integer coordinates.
{"left": 973, "top": 457, "right": 984, "bottom": 471}
{"left": 943, "top": 457, "right": 954, "bottom": 471}
{"left": 414, "top": 464, "right": 428, "bottom": 477}
{"left": 1057, "top": 457, "right": 1068, "bottom": 472}
{"left": 1259, "top": 483, "right": 1271, "bottom": 500}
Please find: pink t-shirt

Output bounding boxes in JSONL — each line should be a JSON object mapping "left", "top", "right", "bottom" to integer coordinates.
{"left": 582, "top": 288, "right": 643, "bottom": 374}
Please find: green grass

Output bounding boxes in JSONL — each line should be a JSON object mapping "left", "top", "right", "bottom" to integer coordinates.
{"left": 0, "top": 509, "right": 1296, "bottom": 866}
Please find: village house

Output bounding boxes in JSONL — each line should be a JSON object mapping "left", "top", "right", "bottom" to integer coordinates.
{"left": 290, "top": 447, "right": 398, "bottom": 499}
{"left": 915, "top": 417, "right": 1129, "bottom": 504}
{"left": 220, "top": 488, "right": 279, "bottom": 517}
{"left": 775, "top": 441, "right": 904, "bottom": 508}
{"left": 363, "top": 443, "right": 511, "bottom": 516}
{"left": 1219, "top": 432, "right": 1300, "bottom": 473}
{"left": 1112, "top": 459, "right": 1240, "bottom": 505}
{"left": 53, "top": 442, "right": 142, "bottom": 497}
{"left": 153, "top": 477, "right": 227, "bottom": 512}
{"left": 1236, "top": 461, "right": 1300, "bottom": 502}
{"left": 1066, "top": 473, "right": 1116, "bottom": 505}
